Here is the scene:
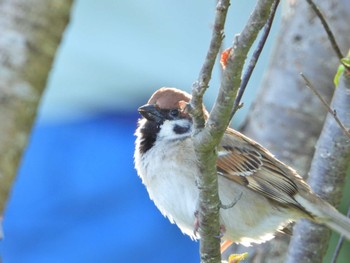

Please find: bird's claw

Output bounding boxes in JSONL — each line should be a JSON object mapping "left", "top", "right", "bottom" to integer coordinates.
{"left": 220, "top": 192, "right": 242, "bottom": 210}
{"left": 193, "top": 210, "right": 200, "bottom": 238}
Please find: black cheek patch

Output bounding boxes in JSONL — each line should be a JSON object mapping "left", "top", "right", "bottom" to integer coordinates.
{"left": 173, "top": 124, "right": 190, "bottom": 134}
{"left": 139, "top": 120, "right": 160, "bottom": 154}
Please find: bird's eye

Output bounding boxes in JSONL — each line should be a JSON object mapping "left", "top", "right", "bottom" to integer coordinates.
{"left": 170, "top": 109, "right": 180, "bottom": 118}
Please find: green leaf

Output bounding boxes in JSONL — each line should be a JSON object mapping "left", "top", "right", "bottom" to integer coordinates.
{"left": 341, "top": 58, "right": 350, "bottom": 68}
{"left": 334, "top": 64, "right": 344, "bottom": 87}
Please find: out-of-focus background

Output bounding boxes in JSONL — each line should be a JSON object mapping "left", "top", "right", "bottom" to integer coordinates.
{"left": 0, "top": 1, "right": 278, "bottom": 262}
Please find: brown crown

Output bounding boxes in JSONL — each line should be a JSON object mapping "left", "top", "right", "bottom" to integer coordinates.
{"left": 147, "top": 87, "right": 191, "bottom": 109}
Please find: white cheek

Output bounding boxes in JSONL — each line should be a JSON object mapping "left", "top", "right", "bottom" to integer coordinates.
{"left": 157, "top": 119, "right": 192, "bottom": 140}
{"left": 157, "top": 120, "right": 173, "bottom": 138}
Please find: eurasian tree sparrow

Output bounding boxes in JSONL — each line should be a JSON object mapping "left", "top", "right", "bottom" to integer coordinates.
{"left": 134, "top": 87, "right": 350, "bottom": 246}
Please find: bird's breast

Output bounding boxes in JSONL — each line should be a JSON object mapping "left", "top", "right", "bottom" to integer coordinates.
{"left": 136, "top": 138, "right": 200, "bottom": 238}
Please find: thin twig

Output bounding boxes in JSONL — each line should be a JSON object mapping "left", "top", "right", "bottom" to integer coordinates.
{"left": 331, "top": 207, "right": 350, "bottom": 263}
{"left": 230, "top": 0, "right": 280, "bottom": 120}
{"left": 190, "top": 0, "right": 230, "bottom": 130}
{"left": 300, "top": 73, "right": 350, "bottom": 139}
{"left": 305, "top": 0, "right": 343, "bottom": 61}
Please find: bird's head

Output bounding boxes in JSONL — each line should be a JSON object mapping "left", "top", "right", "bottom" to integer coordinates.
{"left": 138, "top": 88, "right": 193, "bottom": 140}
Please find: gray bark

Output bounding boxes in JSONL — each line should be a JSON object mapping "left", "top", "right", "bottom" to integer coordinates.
{"left": 0, "top": 0, "right": 73, "bottom": 214}
{"left": 192, "top": 1, "right": 230, "bottom": 262}
{"left": 225, "top": 0, "right": 350, "bottom": 262}
{"left": 286, "top": 72, "right": 350, "bottom": 262}
{"left": 191, "top": 0, "right": 278, "bottom": 262}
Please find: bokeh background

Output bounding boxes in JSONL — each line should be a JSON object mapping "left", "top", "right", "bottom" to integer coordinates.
{"left": 0, "top": 1, "right": 278, "bottom": 262}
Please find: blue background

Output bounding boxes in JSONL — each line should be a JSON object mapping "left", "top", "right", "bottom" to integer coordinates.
{"left": 2, "top": 113, "right": 199, "bottom": 262}
{"left": 0, "top": 0, "right": 276, "bottom": 262}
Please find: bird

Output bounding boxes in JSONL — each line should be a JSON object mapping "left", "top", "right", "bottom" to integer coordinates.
{"left": 134, "top": 87, "right": 350, "bottom": 246}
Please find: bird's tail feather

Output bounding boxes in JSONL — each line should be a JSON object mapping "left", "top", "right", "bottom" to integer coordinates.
{"left": 319, "top": 203, "right": 350, "bottom": 240}
{"left": 295, "top": 194, "right": 350, "bottom": 240}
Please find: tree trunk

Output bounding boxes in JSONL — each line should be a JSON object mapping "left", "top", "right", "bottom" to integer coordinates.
{"left": 0, "top": 0, "right": 73, "bottom": 217}
{"left": 286, "top": 71, "right": 350, "bottom": 262}
{"left": 225, "top": 0, "right": 350, "bottom": 262}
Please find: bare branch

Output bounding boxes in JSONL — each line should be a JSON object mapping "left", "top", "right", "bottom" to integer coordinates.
{"left": 231, "top": 0, "right": 280, "bottom": 120}
{"left": 239, "top": 1, "right": 350, "bottom": 261}
{"left": 300, "top": 73, "right": 350, "bottom": 139}
{"left": 207, "top": 0, "right": 277, "bottom": 137}
{"left": 190, "top": 0, "right": 230, "bottom": 131}
{"left": 189, "top": 1, "right": 279, "bottom": 262}
{"left": 190, "top": 1, "right": 231, "bottom": 262}
{"left": 305, "top": 0, "right": 344, "bottom": 60}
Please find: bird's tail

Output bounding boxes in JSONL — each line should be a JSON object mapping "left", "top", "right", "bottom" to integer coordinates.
{"left": 295, "top": 194, "right": 350, "bottom": 240}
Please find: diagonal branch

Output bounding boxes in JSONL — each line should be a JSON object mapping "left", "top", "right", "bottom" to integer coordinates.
{"left": 207, "top": 0, "right": 277, "bottom": 137}
{"left": 231, "top": 0, "right": 280, "bottom": 120}
{"left": 191, "top": 0, "right": 230, "bottom": 131}
{"left": 305, "top": 0, "right": 344, "bottom": 60}
{"left": 300, "top": 73, "right": 350, "bottom": 138}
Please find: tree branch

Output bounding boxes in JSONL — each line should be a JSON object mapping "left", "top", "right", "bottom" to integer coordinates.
{"left": 238, "top": 0, "right": 350, "bottom": 261}
{"left": 300, "top": 73, "right": 350, "bottom": 138}
{"left": 305, "top": 0, "right": 344, "bottom": 61}
{"left": 190, "top": 1, "right": 231, "bottom": 262}
{"left": 191, "top": 0, "right": 230, "bottom": 131}
{"left": 208, "top": 0, "right": 276, "bottom": 136}
{"left": 231, "top": 0, "right": 280, "bottom": 119}
{"left": 286, "top": 72, "right": 350, "bottom": 262}
{"left": 0, "top": 0, "right": 73, "bottom": 217}
{"left": 189, "top": 0, "right": 278, "bottom": 262}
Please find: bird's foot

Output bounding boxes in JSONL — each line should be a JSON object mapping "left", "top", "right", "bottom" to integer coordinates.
{"left": 193, "top": 210, "right": 200, "bottom": 238}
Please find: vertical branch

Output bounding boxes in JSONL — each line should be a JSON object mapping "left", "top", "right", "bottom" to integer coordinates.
{"left": 239, "top": 0, "right": 350, "bottom": 261}
{"left": 286, "top": 73, "right": 350, "bottom": 262}
{"left": 191, "top": 0, "right": 230, "bottom": 131}
{"left": 189, "top": 1, "right": 279, "bottom": 262}
{"left": 285, "top": 0, "right": 350, "bottom": 261}
{"left": 0, "top": 0, "right": 73, "bottom": 215}
{"left": 190, "top": 1, "right": 231, "bottom": 262}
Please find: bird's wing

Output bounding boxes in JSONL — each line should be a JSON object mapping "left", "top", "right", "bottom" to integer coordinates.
{"left": 217, "top": 128, "right": 308, "bottom": 210}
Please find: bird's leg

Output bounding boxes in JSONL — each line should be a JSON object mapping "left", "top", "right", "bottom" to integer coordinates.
{"left": 194, "top": 192, "right": 242, "bottom": 239}
{"left": 219, "top": 194, "right": 242, "bottom": 253}
{"left": 215, "top": 224, "right": 226, "bottom": 239}
{"left": 220, "top": 192, "right": 242, "bottom": 210}
{"left": 193, "top": 210, "right": 200, "bottom": 238}
{"left": 221, "top": 239, "right": 233, "bottom": 254}
{"left": 194, "top": 209, "right": 227, "bottom": 239}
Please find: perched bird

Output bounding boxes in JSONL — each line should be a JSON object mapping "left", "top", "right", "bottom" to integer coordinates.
{"left": 134, "top": 87, "right": 350, "bottom": 246}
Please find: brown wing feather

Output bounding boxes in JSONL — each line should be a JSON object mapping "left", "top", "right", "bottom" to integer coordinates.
{"left": 218, "top": 128, "right": 310, "bottom": 212}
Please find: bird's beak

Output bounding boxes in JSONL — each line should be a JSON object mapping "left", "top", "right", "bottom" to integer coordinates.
{"left": 138, "top": 104, "right": 165, "bottom": 123}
